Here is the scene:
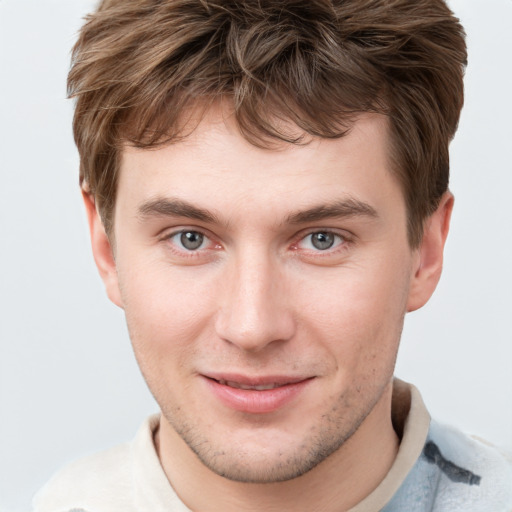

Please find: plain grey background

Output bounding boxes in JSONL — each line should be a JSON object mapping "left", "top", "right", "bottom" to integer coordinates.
{"left": 1, "top": 0, "right": 511, "bottom": 510}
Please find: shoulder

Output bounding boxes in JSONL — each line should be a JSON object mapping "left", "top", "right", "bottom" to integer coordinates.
{"left": 383, "top": 383, "right": 512, "bottom": 512}
{"left": 32, "top": 441, "right": 133, "bottom": 512}
{"left": 32, "top": 415, "right": 161, "bottom": 512}
{"left": 425, "top": 420, "right": 512, "bottom": 510}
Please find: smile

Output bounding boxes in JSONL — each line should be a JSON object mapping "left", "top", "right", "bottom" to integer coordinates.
{"left": 216, "top": 379, "right": 287, "bottom": 391}
{"left": 203, "top": 374, "right": 313, "bottom": 414}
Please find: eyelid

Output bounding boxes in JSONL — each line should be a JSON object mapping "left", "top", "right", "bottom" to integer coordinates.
{"left": 160, "top": 226, "right": 222, "bottom": 254}
{"left": 296, "top": 227, "right": 353, "bottom": 242}
{"left": 290, "top": 228, "right": 354, "bottom": 255}
{"left": 159, "top": 225, "right": 213, "bottom": 241}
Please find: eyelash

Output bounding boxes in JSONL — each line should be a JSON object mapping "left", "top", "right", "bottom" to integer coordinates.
{"left": 291, "top": 229, "right": 352, "bottom": 257}
{"left": 161, "top": 229, "right": 220, "bottom": 259}
{"left": 160, "top": 228, "right": 353, "bottom": 260}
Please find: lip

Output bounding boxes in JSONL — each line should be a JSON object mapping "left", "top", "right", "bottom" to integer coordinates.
{"left": 202, "top": 373, "right": 313, "bottom": 414}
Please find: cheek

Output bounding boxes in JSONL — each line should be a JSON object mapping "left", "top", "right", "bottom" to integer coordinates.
{"left": 296, "top": 257, "right": 411, "bottom": 364}
{"left": 116, "top": 261, "right": 218, "bottom": 365}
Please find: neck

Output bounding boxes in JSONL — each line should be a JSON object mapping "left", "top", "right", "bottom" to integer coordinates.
{"left": 156, "top": 382, "right": 399, "bottom": 512}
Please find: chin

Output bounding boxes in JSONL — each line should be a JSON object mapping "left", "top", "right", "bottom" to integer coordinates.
{"left": 165, "top": 404, "right": 368, "bottom": 484}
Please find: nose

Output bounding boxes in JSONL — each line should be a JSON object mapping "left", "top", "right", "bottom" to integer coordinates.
{"left": 214, "top": 249, "right": 296, "bottom": 352}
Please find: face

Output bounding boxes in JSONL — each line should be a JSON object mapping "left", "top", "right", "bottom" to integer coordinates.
{"left": 90, "top": 109, "right": 441, "bottom": 483}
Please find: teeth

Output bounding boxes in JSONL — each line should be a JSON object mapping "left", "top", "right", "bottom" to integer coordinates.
{"left": 218, "top": 379, "right": 280, "bottom": 390}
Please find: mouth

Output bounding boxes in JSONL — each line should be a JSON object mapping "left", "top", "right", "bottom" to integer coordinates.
{"left": 205, "top": 373, "right": 311, "bottom": 389}
{"left": 202, "top": 374, "right": 313, "bottom": 413}
{"left": 214, "top": 379, "right": 297, "bottom": 391}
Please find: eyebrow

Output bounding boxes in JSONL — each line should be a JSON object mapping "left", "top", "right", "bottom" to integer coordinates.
{"left": 137, "top": 198, "right": 220, "bottom": 224}
{"left": 286, "top": 198, "right": 378, "bottom": 224}
{"left": 137, "top": 196, "right": 378, "bottom": 226}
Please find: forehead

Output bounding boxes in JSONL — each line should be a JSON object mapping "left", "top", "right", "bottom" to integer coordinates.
{"left": 116, "top": 108, "right": 404, "bottom": 227}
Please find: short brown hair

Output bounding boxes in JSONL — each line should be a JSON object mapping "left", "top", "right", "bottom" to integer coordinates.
{"left": 68, "top": 0, "right": 467, "bottom": 246}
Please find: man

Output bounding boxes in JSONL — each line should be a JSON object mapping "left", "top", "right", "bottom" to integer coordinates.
{"left": 32, "top": 0, "right": 512, "bottom": 510}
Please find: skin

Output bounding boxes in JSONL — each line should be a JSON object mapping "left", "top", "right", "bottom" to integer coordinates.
{"left": 85, "top": 108, "right": 452, "bottom": 511}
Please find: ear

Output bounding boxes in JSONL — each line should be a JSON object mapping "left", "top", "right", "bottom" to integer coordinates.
{"left": 82, "top": 190, "right": 123, "bottom": 308}
{"left": 407, "top": 192, "right": 454, "bottom": 312}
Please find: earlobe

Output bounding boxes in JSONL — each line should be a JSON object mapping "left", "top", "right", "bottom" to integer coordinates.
{"left": 407, "top": 192, "right": 454, "bottom": 312}
{"left": 82, "top": 190, "right": 123, "bottom": 308}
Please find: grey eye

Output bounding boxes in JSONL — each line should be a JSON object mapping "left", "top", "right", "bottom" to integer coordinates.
{"left": 179, "top": 231, "right": 204, "bottom": 250}
{"left": 310, "top": 232, "right": 336, "bottom": 250}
